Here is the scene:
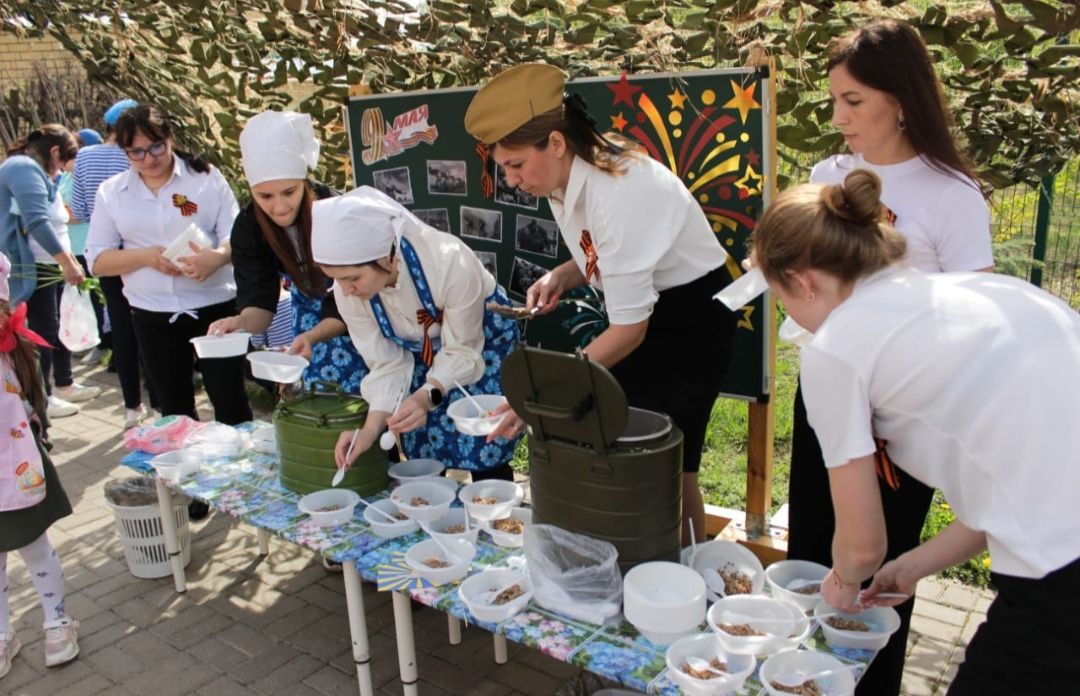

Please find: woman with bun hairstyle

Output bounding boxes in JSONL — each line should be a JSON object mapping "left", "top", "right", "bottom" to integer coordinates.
{"left": 465, "top": 64, "right": 739, "bottom": 543}
{"left": 751, "top": 167, "right": 1080, "bottom": 695}
{"left": 786, "top": 19, "right": 994, "bottom": 694}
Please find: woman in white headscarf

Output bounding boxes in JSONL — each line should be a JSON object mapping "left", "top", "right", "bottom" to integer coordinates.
{"left": 310, "top": 187, "right": 522, "bottom": 481}
{"left": 206, "top": 111, "right": 367, "bottom": 391}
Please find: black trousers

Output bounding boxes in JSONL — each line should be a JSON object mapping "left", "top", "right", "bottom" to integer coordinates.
{"left": 131, "top": 300, "right": 252, "bottom": 425}
{"left": 100, "top": 276, "right": 157, "bottom": 410}
{"left": 787, "top": 385, "right": 934, "bottom": 696}
{"left": 610, "top": 265, "right": 737, "bottom": 473}
{"left": 949, "top": 556, "right": 1080, "bottom": 694}
{"left": 25, "top": 271, "right": 72, "bottom": 394}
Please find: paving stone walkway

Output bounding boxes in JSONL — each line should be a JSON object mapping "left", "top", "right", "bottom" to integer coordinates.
{"left": 2, "top": 360, "right": 993, "bottom": 695}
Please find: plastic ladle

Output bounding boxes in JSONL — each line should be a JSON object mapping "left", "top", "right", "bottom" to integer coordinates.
{"left": 332, "top": 428, "right": 359, "bottom": 487}
{"left": 683, "top": 655, "right": 730, "bottom": 678}
{"left": 770, "top": 664, "right": 861, "bottom": 690}
{"left": 453, "top": 379, "right": 486, "bottom": 418}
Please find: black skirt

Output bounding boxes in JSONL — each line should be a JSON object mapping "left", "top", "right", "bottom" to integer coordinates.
{"left": 610, "top": 265, "right": 738, "bottom": 473}
{"left": 0, "top": 439, "right": 72, "bottom": 552}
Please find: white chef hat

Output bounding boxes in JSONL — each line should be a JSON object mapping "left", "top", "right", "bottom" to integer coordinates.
{"left": 240, "top": 110, "right": 320, "bottom": 186}
{"left": 311, "top": 186, "right": 422, "bottom": 265}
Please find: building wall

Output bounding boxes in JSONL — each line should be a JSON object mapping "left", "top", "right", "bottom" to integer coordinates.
{"left": 0, "top": 32, "right": 82, "bottom": 83}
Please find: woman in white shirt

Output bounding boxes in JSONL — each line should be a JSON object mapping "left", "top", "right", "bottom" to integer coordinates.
{"left": 786, "top": 21, "right": 994, "bottom": 695}
{"left": 310, "top": 187, "right": 521, "bottom": 480}
{"left": 465, "top": 64, "right": 738, "bottom": 541}
{"left": 86, "top": 104, "right": 251, "bottom": 426}
{"left": 752, "top": 167, "right": 1080, "bottom": 696}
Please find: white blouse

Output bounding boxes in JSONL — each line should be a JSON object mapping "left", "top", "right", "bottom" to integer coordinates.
{"left": 548, "top": 155, "right": 729, "bottom": 325}
{"left": 335, "top": 221, "right": 496, "bottom": 413}
{"left": 85, "top": 156, "right": 239, "bottom": 313}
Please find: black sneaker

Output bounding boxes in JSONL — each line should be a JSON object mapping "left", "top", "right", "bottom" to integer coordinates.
{"left": 188, "top": 500, "right": 210, "bottom": 521}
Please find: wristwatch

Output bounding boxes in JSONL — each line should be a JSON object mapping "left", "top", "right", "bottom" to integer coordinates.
{"left": 421, "top": 383, "right": 444, "bottom": 407}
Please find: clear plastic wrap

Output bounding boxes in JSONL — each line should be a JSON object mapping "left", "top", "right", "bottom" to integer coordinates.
{"left": 523, "top": 524, "right": 622, "bottom": 625}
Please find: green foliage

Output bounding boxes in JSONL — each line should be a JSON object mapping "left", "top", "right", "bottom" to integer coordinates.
{"left": 2, "top": 1, "right": 1077, "bottom": 190}
{"left": 922, "top": 491, "right": 992, "bottom": 588}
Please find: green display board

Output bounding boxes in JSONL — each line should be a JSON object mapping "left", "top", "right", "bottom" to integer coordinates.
{"left": 346, "top": 67, "right": 772, "bottom": 401}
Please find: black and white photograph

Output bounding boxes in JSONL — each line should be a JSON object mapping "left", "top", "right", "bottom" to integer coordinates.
{"left": 514, "top": 215, "right": 559, "bottom": 258}
{"left": 426, "top": 160, "right": 467, "bottom": 196}
{"left": 460, "top": 206, "right": 503, "bottom": 242}
{"left": 495, "top": 165, "right": 539, "bottom": 209}
{"left": 509, "top": 256, "right": 549, "bottom": 299}
{"left": 475, "top": 251, "right": 498, "bottom": 280}
{"left": 413, "top": 208, "right": 451, "bottom": 233}
{"left": 372, "top": 166, "right": 414, "bottom": 204}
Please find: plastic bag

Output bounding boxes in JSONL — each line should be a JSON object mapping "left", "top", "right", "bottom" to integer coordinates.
{"left": 104, "top": 476, "right": 159, "bottom": 507}
{"left": 59, "top": 284, "right": 100, "bottom": 352}
{"left": 524, "top": 524, "right": 622, "bottom": 625}
{"left": 123, "top": 415, "right": 204, "bottom": 453}
{"left": 183, "top": 421, "right": 244, "bottom": 458}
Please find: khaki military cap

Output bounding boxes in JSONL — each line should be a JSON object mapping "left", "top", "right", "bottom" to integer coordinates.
{"left": 465, "top": 63, "right": 566, "bottom": 143}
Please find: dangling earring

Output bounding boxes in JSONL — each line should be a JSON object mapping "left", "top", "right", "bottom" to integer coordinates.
{"left": 897, "top": 112, "right": 906, "bottom": 131}
{"left": 805, "top": 292, "right": 816, "bottom": 302}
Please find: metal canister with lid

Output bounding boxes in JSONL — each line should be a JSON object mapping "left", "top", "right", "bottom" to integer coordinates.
{"left": 501, "top": 347, "right": 684, "bottom": 572}
{"left": 273, "top": 381, "right": 388, "bottom": 495}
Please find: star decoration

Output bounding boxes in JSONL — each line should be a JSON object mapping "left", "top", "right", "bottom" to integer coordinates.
{"left": 668, "top": 89, "right": 687, "bottom": 109}
{"left": 735, "top": 163, "right": 764, "bottom": 196}
{"left": 746, "top": 148, "right": 761, "bottom": 167}
{"left": 607, "top": 72, "right": 643, "bottom": 109}
{"left": 610, "top": 112, "right": 628, "bottom": 132}
{"left": 723, "top": 80, "right": 760, "bottom": 124}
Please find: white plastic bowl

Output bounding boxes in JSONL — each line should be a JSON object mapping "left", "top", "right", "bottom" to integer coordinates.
{"left": 485, "top": 508, "right": 532, "bottom": 548}
{"left": 388, "top": 458, "right": 445, "bottom": 483}
{"left": 707, "top": 595, "right": 811, "bottom": 656}
{"left": 691, "top": 539, "right": 766, "bottom": 601}
{"left": 422, "top": 508, "right": 480, "bottom": 545}
{"left": 190, "top": 332, "right": 252, "bottom": 358}
{"left": 814, "top": 600, "right": 901, "bottom": 651}
{"left": 759, "top": 649, "right": 857, "bottom": 696}
{"left": 363, "top": 498, "right": 420, "bottom": 538}
{"left": 390, "top": 481, "right": 456, "bottom": 523}
{"left": 447, "top": 394, "right": 507, "bottom": 436}
{"left": 247, "top": 352, "right": 309, "bottom": 383}
{"left": 298, "top": 489, "right": 360, "bottom": 528}
{"left": 405, "top": 538, "right": 476, "bottom": 585}
{"left": 459, "top": 568, "right": 533, "bottom": 623}
{"left": 665, "top": 633, "right": 756, "bottom": 696}
{"left": 162, "top": 222, "right": 213, "bottom": 268}
{"left": 458, "top": 479, "right": 524, "bottom": 521}
{"left": 151, "top": 447, "right": 204, "bottom": 483}
{"left": 624, "top": 561, "right": 707, "bottom": 646}
{"left": 250, "top": 425, "right": 276, "bottom": 455}
{"left": 765, "top": 559, "right": 830, "bottom": 613}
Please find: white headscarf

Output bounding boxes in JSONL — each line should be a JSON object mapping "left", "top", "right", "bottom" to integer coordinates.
{"left": 311, "top": 186, "right": 422, "bottom": 265}
{"left": 239, "top": 110, "right": 320, "bottom": 186}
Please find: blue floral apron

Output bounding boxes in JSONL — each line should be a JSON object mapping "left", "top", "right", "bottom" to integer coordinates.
{"left": 289, "top": 278, "right": 368, "bottom": 393}
{"left": 369, "top": 238, "right": 521, "bottom": 472}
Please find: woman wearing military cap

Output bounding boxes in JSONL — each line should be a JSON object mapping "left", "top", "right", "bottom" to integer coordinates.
{"left": 466, "top": 63, "right": 738, "bottom": 542}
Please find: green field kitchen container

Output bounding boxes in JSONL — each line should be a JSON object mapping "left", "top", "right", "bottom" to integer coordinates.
{"left": 273, "top": 382, "right": 388, "bottom": 496}
{"left": 501, "top": 347, "right": 684, "bottom": 573}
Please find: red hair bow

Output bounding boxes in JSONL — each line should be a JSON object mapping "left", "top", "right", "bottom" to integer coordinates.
{"left": 0, "top": 303, "right": 51, "bottom": 353}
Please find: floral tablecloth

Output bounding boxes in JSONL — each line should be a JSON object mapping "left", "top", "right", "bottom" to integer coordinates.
{"left": 122, "top": 424, "right": 876, "bottom": 695}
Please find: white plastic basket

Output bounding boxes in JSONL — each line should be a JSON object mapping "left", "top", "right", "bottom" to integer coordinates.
{"left": 107, "top": 499, "right": 192, "bottom": 579}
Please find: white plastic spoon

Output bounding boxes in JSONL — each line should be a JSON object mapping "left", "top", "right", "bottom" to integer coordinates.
{"left": 683, "top": 655, "right": 730, "bottom": 678}
{"left": 452, "top": 379, "right": 485, "bottom": 417}
{"left": 687, "top": 519, "right": 698, "bottom": 566}
{"left": 354, "top": 496, "right": 402, "bottom": 524}
{"left": 380, "top": 388, "right": 408, "bottom": 450}
{"left": 771, "top": 664, "right": 861, "bottom": 690}
{"left": 333, "top": 428, "right": 360, "bottom": 487}
{"left": 786, "top": 578, "right": 822, "bottom": 593}
{"left": 427, "top": 534, "right": 465, "bottom": 566}
{"left": 702, "top": 568, "right": 728, "bottom": 597}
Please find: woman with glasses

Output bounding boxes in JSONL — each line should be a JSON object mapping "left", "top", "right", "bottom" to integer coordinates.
{"left": 86, "top": 104, "right": 252, "bottom": 426}
{"left": 0, "top": 125, "right": 99, "bottom": 420}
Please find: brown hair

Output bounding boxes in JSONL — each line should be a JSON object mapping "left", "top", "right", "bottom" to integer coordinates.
{"left": 252, "top": 182, "right": 327, "bottom": 298}
{"left": 494, "top": 95, "right": 641, "bottom": 175}
{"left": 752, "top": 169, "right": 907, "bottom": 290}
{"left": 7, "top": 124, "right": 78, "bottom": 170}
{"left": 114, "top": 104, "right": 212, "bottom": 174}
{"left": 0, "top": 302, "right": 47, "bottom": 421}
{"left": 828, "top": 19, "right": 984, "bottom": 195}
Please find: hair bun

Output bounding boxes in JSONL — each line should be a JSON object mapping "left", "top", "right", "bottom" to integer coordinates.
{"left": 820, "top": 169, "right": 885, "bottom": 226}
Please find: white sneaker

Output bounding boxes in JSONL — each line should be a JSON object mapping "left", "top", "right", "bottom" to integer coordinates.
{"left": 47, "top": 396, "right": 79, "bottom": 419}
{"left": 0, "top": 632, "right": 21, "bottom": 679}
{"left": 79, "top": 347, "right": 105, "bottom": 365}
{"left": 43, "top": 617, "right": 79, "bottom": 667}
{"left": 124, "top": 405, "right": 149, "bottom": 429}
{"left": 54, "top": 383, "right": 100, "bottom": 403}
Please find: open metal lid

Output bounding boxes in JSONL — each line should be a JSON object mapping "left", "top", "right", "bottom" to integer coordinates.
{"left": 500, "top": 346, "right": 628, "bottom": 453}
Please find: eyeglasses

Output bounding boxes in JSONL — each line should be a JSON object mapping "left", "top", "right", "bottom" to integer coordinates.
{"left": 125, "top": 141, "right": 168, "bottom": 161}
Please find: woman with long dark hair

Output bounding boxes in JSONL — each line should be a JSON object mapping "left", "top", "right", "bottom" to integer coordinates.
{"left": 206, "top": 110, "right": 367, "bottom": 392}
{"left": 786, "top": 19, "right": 993, "bottom": 695}
{"left": 465, "top": 64, "right": 739, "bottom": 542}
{"left": 85, "top": 104, "right": 251, "bottom": 426}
